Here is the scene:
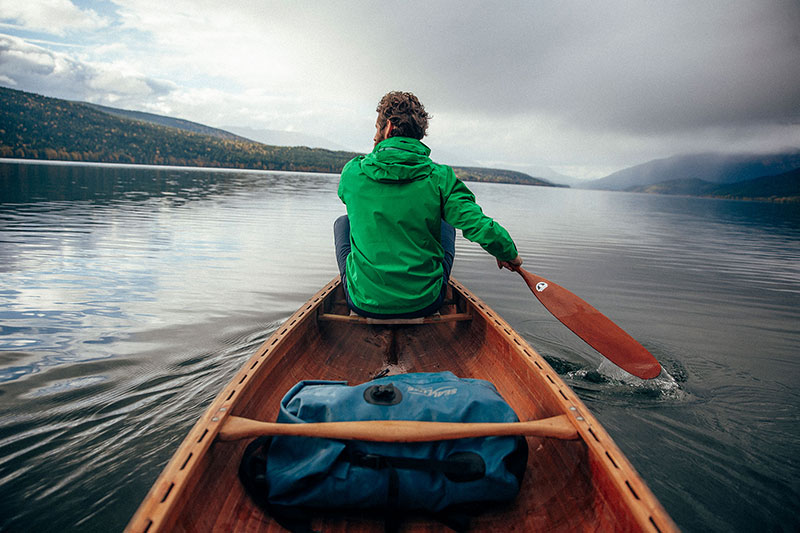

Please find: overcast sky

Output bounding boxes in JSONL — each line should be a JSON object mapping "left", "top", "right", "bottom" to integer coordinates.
{"left": 1, "top": 1, "right": 799, "bottom": 179}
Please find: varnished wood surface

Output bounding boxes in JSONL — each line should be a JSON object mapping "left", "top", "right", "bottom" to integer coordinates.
{"left": 217, "top": 414, "right": 579, "bottom": 442}
{"left": 125, "top": 278, "right": 677, "bottom": 532}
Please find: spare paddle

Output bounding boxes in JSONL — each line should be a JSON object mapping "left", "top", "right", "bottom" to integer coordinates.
{"left": 218, "top": 414, "right": 579, "bottom": 442}
{"left": 515, "top": 267, "right": 662, "bottom": 379}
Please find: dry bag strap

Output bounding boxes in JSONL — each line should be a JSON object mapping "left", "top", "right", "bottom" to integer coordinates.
{"left": 345, "top": 448, "right": 486, "bottom": 482}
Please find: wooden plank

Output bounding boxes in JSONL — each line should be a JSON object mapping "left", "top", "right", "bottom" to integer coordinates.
{"left": 317, "top": 312, "right": 472, "bottom": 325}
{"left": 218, "top": 414, "right": 580, "bottom": 442}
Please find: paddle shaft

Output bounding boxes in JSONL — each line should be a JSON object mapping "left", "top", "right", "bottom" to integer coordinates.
{"left": 218, "top": 414, "right": 579, "bottom": 442}
{"left": 515, "top": 267, "right": 662, "bottom": 379}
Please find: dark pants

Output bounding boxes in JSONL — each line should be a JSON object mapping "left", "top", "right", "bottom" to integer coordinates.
{"left": 333, "top": 215, "right": 456, "bottom": 318}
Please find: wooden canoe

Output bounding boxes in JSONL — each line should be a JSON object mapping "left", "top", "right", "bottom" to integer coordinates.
{"left": 126, "top": 278, "right": 677, "bottom": 532}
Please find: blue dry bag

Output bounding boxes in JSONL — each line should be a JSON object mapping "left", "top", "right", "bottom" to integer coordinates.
{"left": 238, "top": 372, "right": 528, "bottom": 531}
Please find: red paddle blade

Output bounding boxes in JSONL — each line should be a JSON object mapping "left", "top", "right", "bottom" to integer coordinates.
{"left": 517, "top": 268, "right": 661, "bottom": 379}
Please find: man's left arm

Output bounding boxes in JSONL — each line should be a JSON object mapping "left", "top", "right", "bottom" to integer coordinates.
{"left": 440, "top": 171, "right": 519, "bottom": 262}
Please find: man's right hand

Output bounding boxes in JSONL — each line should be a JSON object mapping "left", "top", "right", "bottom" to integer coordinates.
{"left": 497, "top": 255, "right": 523, "bottom": 271}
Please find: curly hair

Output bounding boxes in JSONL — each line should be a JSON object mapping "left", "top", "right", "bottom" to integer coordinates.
{"left": 376, "top": 91, "right": 431, "bottom": 140}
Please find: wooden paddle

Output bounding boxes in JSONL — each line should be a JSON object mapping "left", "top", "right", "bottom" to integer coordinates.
{"left": 514, "top": 267, "right": 662, "bottom": 379}
{"left": 218, "top": 414, "right": 579, "bottom": 442}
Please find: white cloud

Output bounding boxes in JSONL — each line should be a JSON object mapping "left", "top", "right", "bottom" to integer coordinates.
{"left": 0, "top": 34, "right": 175, "bottom": 106}
{"left": 0, "top": 0, "right": 109, "bottom": 35}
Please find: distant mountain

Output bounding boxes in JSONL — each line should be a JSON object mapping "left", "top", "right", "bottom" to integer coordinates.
{"left": 484, "top": 163, "right": 577, "bottom": 187}
{"left": 628, "top": 178, "right": 717, "bottom": 196}
{"left": 628, "top": 168, "right": 800, "bottom": 202}
{"left": 0, "top": 86, "right": 557, "bottom": 187}
{"left": 584, "top": 151, "right": 800, "bottom": 191}
{"left": 710, "top": 168, "right": 800, "bottom": 202}
{"left": 540, "top": 172, "right": 588, "bottom": 188}
{"left": 223, "top": 125, "right": 353, "bottom": 152}
{"left": 537, "top": 167, "right": 574, "bottom": 184}
{"left": 453, "top": 166, "right": 563, "bottom": 187}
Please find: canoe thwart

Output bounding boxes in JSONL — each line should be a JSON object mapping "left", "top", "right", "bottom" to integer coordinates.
{"left": 217, "top": 414, "right": 579, "bottom": 442}
{"left": 317, "top": 312, "right": 472, "bottom": 325}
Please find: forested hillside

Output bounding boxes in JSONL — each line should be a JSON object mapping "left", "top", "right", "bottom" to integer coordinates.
{"left": 0, "top": 86, "right": 355, "bottom": 173}
{"left": 627, "top": 168, "right": 800, "bottom": 203}
{"left": 586, "top": 151, "right": 800, "bottom": 191}
{"left": 453, "top": 166, "right": 564, "bottom": 187}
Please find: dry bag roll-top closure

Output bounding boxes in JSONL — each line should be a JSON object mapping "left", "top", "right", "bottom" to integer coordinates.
{"left": 239, "top": 372, "right": 528, "bottom": 530}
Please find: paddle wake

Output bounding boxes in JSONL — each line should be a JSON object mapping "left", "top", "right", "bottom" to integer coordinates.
{"left": 560, "top": 357, "right": 690, "bottom": 404}
{"left": 597, "top": 359, "right": 681, "bottom": 392}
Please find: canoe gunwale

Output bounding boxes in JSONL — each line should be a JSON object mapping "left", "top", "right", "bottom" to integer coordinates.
{"left": 124, "top": 279, "right": 340, "bottom": 533}
{"left": 125, "top": 277, "right": 677, "bottom": 533}
{"left": 448, "top": 278, "right": 676, "bottom": 532}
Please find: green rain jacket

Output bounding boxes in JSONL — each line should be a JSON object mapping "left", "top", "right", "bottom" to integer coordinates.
{"left": 338, "top": 136, "right": 518, "bottom": 315}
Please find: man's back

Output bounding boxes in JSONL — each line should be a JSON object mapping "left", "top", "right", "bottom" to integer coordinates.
{"left": 339, "top": 136, "right": 450, "bottom": 314}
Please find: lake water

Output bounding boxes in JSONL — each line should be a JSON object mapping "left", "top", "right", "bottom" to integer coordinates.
{"left": 1, "top": 160, "right": 798, "bottom": 532}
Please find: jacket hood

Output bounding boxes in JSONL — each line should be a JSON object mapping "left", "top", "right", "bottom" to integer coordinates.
{"left": 360, "top": 137, "right": 435, "bottom": 183}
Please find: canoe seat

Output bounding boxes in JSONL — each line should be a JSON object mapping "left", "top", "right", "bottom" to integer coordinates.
{"left": 317, "top": 312, "right": 472, "bottom": 325}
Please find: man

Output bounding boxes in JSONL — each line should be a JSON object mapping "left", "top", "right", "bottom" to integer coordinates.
{"left": 335, "top": 91, "right": 522, "bottom": 319}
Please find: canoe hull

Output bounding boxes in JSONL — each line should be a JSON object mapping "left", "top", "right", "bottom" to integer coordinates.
{"left": 126, "top": 278, "right": 676, "bottom": 532}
